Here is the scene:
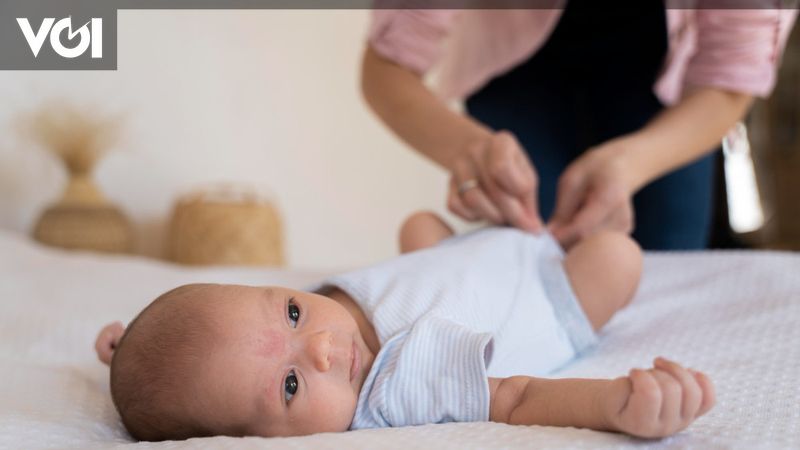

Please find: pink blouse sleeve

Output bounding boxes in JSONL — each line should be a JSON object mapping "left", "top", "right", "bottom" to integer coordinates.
{"left": 368, "top": 6, "right": 459, "bottom": 74}
{"left": 685, "top": 7, "right": 798, "bottom": 97}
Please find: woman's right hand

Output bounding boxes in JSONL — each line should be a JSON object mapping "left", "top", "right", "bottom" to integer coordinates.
{"left": 446, "top": 130, "right": 544, "bottom": 233}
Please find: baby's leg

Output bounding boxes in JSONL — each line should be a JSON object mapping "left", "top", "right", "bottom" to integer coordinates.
{"left": 399, "top": 211, "right": 454, "bottom": 253}
{"left": 563, "top": 231, "right": 642, "bottom": 330}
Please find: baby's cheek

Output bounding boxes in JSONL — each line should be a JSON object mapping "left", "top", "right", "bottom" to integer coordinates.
{"left": 308, "top": 387, "right": 358, "bottom": 432}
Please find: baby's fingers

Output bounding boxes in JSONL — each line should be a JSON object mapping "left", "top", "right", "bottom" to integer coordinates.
{"left": 628, "top": 369, "right": 662, "bottom": 425}
{"left": 691, "top": 369, "right": 716, "bottom": 418}
{"left": 654, "top": 357, "right": 702, "bottom": 421}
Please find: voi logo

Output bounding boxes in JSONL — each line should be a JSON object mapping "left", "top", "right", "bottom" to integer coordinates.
{"left": 16, "top": 17, "right": 102, "bottom": 59}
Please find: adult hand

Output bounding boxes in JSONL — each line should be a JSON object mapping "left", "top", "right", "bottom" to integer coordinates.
{"left": 548, "top": 140, "right": 637, "bottom": 248}
{"left": 446, "top": 131, "right": 543, "bottom": 233}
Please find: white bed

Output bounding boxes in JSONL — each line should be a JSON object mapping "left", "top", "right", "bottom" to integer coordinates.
{"left": 1, "top": 229, "right": 798, "bottom": 450}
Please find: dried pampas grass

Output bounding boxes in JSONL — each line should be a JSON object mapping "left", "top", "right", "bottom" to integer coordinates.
{"left": 18, "top": 98, "right": 134, "bottom": 253}
{"left": 16, "top": 98, "right": 124, "bottom": 177}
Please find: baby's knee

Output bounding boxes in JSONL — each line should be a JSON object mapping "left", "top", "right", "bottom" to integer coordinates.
{"left": 586, "top": 230, "right": 641, "bottom": 272}
{"left": 564, "top": 231, "right": 643, "bottom": 330}
{"left": 399, "top": 211, "right": 453, "bottom": 253}
{"left": 573, "top": 231, "right": 642, "bottom": 305}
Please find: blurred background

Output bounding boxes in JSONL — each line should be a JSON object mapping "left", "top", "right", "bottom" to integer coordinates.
{"left": 0, "top": 10, "right": 451, "bottom": 270}
{"left": 0, "top": 10, "right": 797, "bottom": 270}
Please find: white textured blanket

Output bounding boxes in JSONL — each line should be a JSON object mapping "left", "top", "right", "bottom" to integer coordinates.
{"left": 0, "top": 230, "right": 798, "bottom": 450}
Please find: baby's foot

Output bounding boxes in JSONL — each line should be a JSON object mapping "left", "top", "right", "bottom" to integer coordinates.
{"left": 601, "top": 357, "right": 715, "bottom": 438}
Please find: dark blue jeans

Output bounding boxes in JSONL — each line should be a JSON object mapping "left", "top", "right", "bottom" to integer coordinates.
{"left": 465, "top": 1, "right": 715, "bottom": 250}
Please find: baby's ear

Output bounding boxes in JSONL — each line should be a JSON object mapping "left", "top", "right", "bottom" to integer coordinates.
{"left": 95, "top": 321, "right": 126, "bottom": 366}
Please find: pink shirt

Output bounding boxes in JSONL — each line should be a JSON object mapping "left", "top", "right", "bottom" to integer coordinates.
{"left": 368, "top": 5, "right": 797, "bottom": 105}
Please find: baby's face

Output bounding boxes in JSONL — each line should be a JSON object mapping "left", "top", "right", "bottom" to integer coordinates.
{"left": 198, "top": 285, "right": 375, "bottom": 437}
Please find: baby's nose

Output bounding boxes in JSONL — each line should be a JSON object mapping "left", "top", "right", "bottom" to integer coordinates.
{"left": 307, "top": 330, "right": 332, "bottom": 372}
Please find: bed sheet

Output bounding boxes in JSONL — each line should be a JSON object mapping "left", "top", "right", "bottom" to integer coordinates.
{"left": 0, "top": 229, "right": 798, "bottom": 450}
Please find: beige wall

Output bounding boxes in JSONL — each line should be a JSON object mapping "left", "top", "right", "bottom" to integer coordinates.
{"left": 0, "top": 10, "right": 457, "bottom": 270}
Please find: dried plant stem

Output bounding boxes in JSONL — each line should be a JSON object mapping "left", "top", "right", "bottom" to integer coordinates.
{"left": 16, "top": 99, "right": 124, "bottom": 206}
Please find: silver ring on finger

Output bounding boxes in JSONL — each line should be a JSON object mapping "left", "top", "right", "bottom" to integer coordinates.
{"left": 457, "top": 179, "right": 480, "bottom": 195}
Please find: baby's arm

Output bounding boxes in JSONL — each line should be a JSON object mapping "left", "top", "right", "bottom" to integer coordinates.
{"left": 398, "top": 211, "right": 454, "bottom": 253}
{"left": 488, "top": 358, "right": 715, "bottom": 438}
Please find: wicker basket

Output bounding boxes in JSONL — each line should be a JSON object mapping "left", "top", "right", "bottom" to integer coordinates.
{"left": 167, "top": 186, "right": 285, "bottom": 266}
{"left": 33, "top": 204, "right": 133, "bottom": 253}
{"left": 21, "top": 99, "right": 132, "bottom": 254}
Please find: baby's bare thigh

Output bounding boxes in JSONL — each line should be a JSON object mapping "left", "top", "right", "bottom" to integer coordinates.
{"left": 399, "top": 211, "right": 454, "bottom": 253}
{"left": 563, "top": 231, "right": 642, "bottom": 331}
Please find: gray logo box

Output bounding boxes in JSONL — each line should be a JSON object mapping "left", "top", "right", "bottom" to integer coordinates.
{"left": 0, "top": 0, "right": 117, "bottom": 70}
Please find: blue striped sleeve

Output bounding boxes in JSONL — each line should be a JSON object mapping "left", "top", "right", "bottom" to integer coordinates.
{"left": 351, "top": 317, "right": 493, "bottom": 429}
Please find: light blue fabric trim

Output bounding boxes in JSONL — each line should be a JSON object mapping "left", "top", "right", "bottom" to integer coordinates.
{"left": 350, "top": 318, "right": 493, "bottom": 430}
{"left": 538, "top": 236, "right": 598, "bottom": 355}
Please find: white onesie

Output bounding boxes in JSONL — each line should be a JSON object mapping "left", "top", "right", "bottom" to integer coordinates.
{"left": 318, "top": 227, "right": 596, "bottom": 430}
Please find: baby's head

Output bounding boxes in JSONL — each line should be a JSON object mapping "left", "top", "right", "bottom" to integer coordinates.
{"left": 105, "top": 283, "right": 374, "bottom": 441}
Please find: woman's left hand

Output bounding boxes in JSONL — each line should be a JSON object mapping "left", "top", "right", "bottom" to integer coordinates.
{"left": 547, "top": 141, "right": 638, "bottom": 248}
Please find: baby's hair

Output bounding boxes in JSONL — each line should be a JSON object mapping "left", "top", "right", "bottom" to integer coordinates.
{"left": 110, "top": 283, "right": 222, "bottom": 441}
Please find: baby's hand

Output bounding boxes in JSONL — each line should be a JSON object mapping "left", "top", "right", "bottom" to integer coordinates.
{"left": 602, "top": 357, "right": 715, "bottom": 438}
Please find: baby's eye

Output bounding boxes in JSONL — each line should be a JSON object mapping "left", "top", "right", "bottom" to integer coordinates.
{"left": 287, "top": 299, "right": 300, "bottom": 328}
{"left": 284, "top": 370, "right": 298, "bottom": 403}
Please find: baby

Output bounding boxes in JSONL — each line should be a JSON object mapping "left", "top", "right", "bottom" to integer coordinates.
{"left": 96, "top": 211, "right": 714, "bottom": 441}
